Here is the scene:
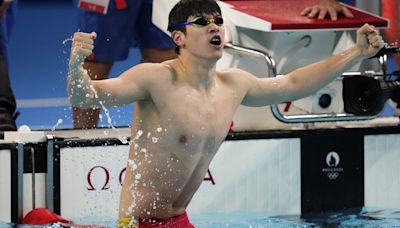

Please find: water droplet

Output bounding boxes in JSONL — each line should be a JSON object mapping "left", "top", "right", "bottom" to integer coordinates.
{"left": 128, "top": 159, "right": 137, "bottom": 170}
{"left": 62, "top": 37, "right": 73, "bottom": 45}
{"left": 135, "top": 130, "right": 143, "bottom": 140}
{"left": 272, "top": 82, "right": 281, "bottom": 88}
{"left": 51, "top": 118, "right": 63, "bottom": 131}
{"left": 118, "top": 136, "right": 129, "bottom": 144}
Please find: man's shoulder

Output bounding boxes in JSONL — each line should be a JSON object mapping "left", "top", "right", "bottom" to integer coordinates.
{"left": 126, "top": 62, "right": 176, "bottom": 80}
{"left": 216, "top": 68, "right": 255, "bottom": 92}
{"left": 133, "top": 62, "right": 174, "bottom": 73}
{"left": 218, "top": 67, "right": 249, "bottom": 75}
{"left": 217, "top": 68, "right": 250, "bottom": 81}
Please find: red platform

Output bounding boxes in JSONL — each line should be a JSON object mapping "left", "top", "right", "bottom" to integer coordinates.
{"left": 223, "top": 0, "right": 388, "bottom": 30}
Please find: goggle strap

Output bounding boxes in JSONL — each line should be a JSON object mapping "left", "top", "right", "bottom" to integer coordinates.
{"left": 168, "top": 16, "right": 223, "bottom": 30}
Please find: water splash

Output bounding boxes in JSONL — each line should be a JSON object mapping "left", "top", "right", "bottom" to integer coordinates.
{"left": 127, "top": 159, "right": 137, "bottom": 170}
{"left": 90, "top": 85, "right": 131, "bottom": 144}
{"left": 134, "top": 130, "right": 143, "bottom": 140}
{"left": 51, "top": 119, "right": 63, "bottom": 131}
{"left": 62, "top": 37, "right": 73, "bottom": 46}
{"left": 119, "top": 136, "right": 129, "bottom": 144}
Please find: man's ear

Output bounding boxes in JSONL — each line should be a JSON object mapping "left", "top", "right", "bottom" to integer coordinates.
{"left": 172, "top": 31, "right": 185, "bottom": 47}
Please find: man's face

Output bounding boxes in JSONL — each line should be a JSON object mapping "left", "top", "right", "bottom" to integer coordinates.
{"left": 181, "top": 14, "right": 225, "bottom": 60}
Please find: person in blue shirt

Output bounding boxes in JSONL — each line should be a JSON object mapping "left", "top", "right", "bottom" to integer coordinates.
{"left": 0, "top": 0, "right": 17, "bottom": 132}
{"left": 72, "top": 0, "right": 177, "bottom": 129}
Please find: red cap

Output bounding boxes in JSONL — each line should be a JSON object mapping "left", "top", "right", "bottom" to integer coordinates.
{"left": 21, "top": 208, "right": 70, "bottom": 225}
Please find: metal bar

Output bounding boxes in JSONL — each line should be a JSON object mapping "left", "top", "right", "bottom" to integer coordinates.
{"left": 46, "top": 135, "right": 54, "bottom": 211}
{"left": 17, "top": 143, "right": 24, "bottom": 222}
{"left": 30, "top": 147, "right": 36, "bottom": 209}
{"left": 224, "top": 43, "right": 277, "bottom": 76}
{"left": 270, "top": 105, "right": 376, "bottom": 123}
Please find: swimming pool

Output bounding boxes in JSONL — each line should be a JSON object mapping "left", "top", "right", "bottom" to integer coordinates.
{"left": 5, "top": 207, "right": 400, "bottom": 227}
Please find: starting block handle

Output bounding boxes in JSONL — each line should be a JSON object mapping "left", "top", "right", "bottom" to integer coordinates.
{"left": 270, "top": 106, "right": 376, "bottom": 123}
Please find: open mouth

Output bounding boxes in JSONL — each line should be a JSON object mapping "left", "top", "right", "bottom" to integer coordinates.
{"left": 209, "top": 35, "right": 222, "bottom": 46}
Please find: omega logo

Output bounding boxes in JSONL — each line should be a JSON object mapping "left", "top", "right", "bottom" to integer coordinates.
{"left": 86, "top": 166, "right": 127, "bottom": 191}
{"left": 87, "top": 167, "right": 216, "bottom": 191}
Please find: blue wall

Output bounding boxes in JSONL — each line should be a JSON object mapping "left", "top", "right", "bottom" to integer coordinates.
{"left": 9, "top": 1, "right": 140, "bottom": 129}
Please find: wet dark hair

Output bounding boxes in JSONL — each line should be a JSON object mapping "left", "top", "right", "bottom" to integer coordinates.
{"left": 167, "top": 0, "right": 222, "bottom": 54}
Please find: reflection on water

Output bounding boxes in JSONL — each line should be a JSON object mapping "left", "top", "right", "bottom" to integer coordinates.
{"left": 7, "top": 207, "right": 400, "bottom": 227}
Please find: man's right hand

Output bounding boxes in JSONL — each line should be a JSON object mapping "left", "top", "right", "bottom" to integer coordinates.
{"left": 70, "top": 32, "right": 96, "bottom": 66}
{"left": 301, "top": 0, "right": 354, "bottom": 21}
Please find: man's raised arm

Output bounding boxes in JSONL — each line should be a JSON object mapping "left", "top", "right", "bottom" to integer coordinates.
{"left": 68, "top": 32, "right": 99, "bottom": 108}
{"left": 67, "top": 32, "right": 153, "bottom": 109}
{"left": 241, "top": 23, "right": 384, "bottom": 107}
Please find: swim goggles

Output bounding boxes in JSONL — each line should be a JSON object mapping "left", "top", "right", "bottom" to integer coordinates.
{"left": 168, "top": 16, "right": 224, "bottom": 30}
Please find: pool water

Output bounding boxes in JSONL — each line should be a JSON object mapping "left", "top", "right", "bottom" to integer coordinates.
{"left": 6, "top": 207, "right": 400, "bottom": 227}
{"left": 191, "top": 208, "right": 400, "bottom": 227}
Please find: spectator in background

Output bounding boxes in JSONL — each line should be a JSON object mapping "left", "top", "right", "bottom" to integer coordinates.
{"left": 0, "top": 0, "right": 18, "bottom": 132}
{"left": 72, "top": 0, "right": 177, "bottom": 129}
{"left": 301, "top": 0, "right": 354, "bottom": 21}
{"left": 381, "top": 0, "right": 400, "bottom": 68}
{"left": 301, "top": 0, "right": 399, "bottom": 67}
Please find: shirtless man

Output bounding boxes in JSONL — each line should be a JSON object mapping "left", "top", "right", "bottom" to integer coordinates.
{"left": 68, "top": 0, "right": 384, "bottom": 227}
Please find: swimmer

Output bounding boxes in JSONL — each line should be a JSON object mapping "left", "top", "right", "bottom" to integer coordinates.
{"left": 68, "top": 0, "right": 384, "bottom": 226}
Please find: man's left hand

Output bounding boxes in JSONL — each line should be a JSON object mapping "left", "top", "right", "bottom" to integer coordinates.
{"left": 356, "top": 23, "right": 385, "bottom": 58}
